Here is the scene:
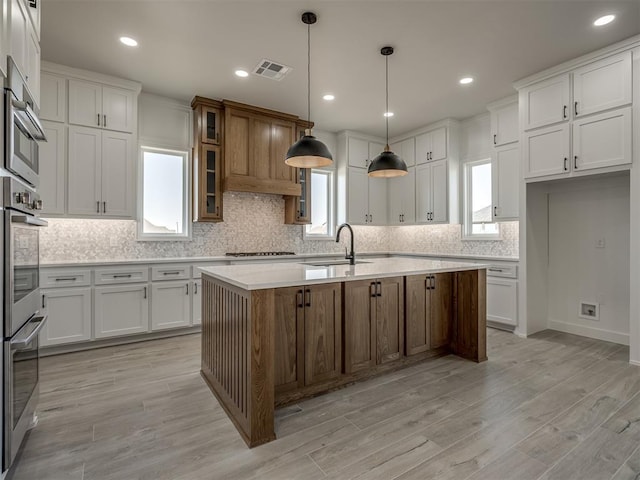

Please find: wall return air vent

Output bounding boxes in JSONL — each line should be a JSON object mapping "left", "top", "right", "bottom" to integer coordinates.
{"left": 252, "top": 59, "right": 292, "bottom": 81}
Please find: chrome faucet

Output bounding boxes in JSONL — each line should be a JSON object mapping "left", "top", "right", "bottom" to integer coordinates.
{"left": 336, "top": 223, "right": 355, "bottom": 265}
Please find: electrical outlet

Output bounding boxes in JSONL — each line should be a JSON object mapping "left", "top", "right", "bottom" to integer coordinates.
{"left": 596, "top": 238, "right": 606, "bottom": 248}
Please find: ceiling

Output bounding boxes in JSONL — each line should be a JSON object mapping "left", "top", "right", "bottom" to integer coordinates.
{"left": 41, "top": 0, "right": 640, "bottom": 138}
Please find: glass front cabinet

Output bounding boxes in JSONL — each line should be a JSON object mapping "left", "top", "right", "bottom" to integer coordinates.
{"left": 194, "top": 144, "right": 222, "bottom": 222}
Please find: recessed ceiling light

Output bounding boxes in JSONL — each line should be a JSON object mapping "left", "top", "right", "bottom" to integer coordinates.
{"left": 459, "top": 77, "right": 474, "bottom": 85}
{"left": 235, "top": 70, "right": 249, "bottom": 78}
{"left": 383, "top": 112, "right": 394, "bottom": 117}
{"left": 119, "top": 36, "right": 138, "bottom": 47}
{"left": 323, "top": 94, "right": 335, "bottom": 101}
{"left": 594, "top": 14, "right": 615, "bottom": 26}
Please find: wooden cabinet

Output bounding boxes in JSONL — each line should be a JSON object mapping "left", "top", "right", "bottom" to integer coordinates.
{"left": 274, "top": 283, "right": 341, "bottom": 389}
{"left": 284, "top": 121, "right": 313, "bottom": 225}
{"left": 40, "top": 287, "right": 92, "bottom": 346}
{"left": 69, "top": 79, "right": 136, "bottom": 133}
{"left": 415, "top": 127, "right": 447, "bottom": 164}
{"left": 192, "top": 279, "right": 202, "bottom": 326}
{"left": 451, "top": 270, "right": 487, "bottom": 362}
{"left": 94, "top": 284, "right": 149, "bottom": 338}
{"left": 521, "top": 73, "right": 570, "bottom": 131}
{"left": 489, "top": 100, "right": 519, "bottom": 147}
{"left": 388, "top": 167, "right": 415, "bottom": 225}
{"left": 416, "top": 160, "right": 450, "bottom": 224}
{"left": 151, "top": 281, "right": 191, "bottom": 331}
{"left": 192, "top": 98, "right": 222, "bottom": 146}
{"left": 405, "top": 273, "right": 453, "bottom": 355}
{"left": 194, "top": 144, "right": 223, "bottom": 222}
{"left": 492, "top": 144, "right": 520, "bottom": 221}
{"left": 523, "top": 123, "right": 571, "bottom": 179}
{"left": 39, "top": 121, "right": 66, "bottom": 216}
{"left": 40, "top": 73, "right": 67, "bottom": 122}
{"left": 344, "top": 277, "right": 404, "bottom": 373}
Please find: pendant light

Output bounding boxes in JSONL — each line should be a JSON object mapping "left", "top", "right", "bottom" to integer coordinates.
{"left": 368, "top": 46, "right": 407, "bottom": 178}
{"left": 285, "top": 12, "right": 333, "bottom": 168}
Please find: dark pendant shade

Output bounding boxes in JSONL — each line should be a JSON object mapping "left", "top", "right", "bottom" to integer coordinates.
{"left": 285, "top": 134, "right": 333, "bottom": 168}
{"left": 368, "top": 149, "right": 408, "bottom": 178}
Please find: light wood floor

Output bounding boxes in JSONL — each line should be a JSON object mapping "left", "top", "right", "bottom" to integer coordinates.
{"left": 9, "top": 329, "right": 640, "bottom": 480}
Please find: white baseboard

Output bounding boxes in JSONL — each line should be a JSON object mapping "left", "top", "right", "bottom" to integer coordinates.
{"left": 548, "top": 319, "right": 629, "bottom": 345}
{"left": 630, "top": 360, "right": 640, "bottom": 367}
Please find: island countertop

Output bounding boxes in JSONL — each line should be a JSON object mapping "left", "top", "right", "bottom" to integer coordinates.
{"left": 199, "top": 257, "right": 488, "bottom": 290}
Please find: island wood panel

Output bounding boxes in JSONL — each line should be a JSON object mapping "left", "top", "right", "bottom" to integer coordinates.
{"left": 274, "top": 287, "right": 304, "bottom": 392}
{"left": 431, "top": 272, "right": 454, "bottom": 349}
{"left": 451, "top": 269, "right": 487, "bottom": 363}
{"left": 344, "top": 279, "right": 377, "bottom": 373}
{"left": 405, "top": 275, "right": 430, "bottom": 355}
{"left": 376, "top": 277, "right": 405, "bottom": 364}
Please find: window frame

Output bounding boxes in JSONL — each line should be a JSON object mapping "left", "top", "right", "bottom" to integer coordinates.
{"left": 303, "top": 168, "right": 336, "bottom": 241}
{"left": 462, "top": 158, "right": 501, "bottom": 241}
{"left": 137, "top": 145, "right": 191, "bottom": 242}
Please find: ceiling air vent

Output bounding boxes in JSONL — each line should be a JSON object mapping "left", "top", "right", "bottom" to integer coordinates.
{"left": 252, "top": 59, "right": 292, "bottom": 81}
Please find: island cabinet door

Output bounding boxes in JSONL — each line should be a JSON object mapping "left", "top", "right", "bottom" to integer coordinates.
{"left": 304, "top": 284, "right": 342, "bottom": 386}
{"left": 405, "top": 275, "right": 430, "bottom": 355}
{"left": 430, "top": 273, "right": 454, "bottom": 349}
{"left": 344, "top": 279, "right": 377, "bottom": 373}
{"left": 376, "top": 277, "right": 404, "bottom": 364}
{"left": 274, "top": 287, "right": 305, "bottom": 392}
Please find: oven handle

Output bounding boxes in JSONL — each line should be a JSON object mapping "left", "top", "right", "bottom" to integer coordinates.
{"left": 10, "top": 315, "right": 47, "bottom": 350}
{"left": 11, "top": 215, "right": 48, "bottom": 227}
{"left": 12, "top": 99, "right": 47, "bottom": 142}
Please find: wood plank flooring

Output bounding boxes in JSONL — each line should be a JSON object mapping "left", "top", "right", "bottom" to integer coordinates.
{"left": 9, "top": 328, "right": 640, "bottom": 480}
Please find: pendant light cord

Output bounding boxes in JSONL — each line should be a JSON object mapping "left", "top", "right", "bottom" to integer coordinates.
{"left": 385, "top": 53, "right": 389, "bottom": 147}
{"left": 307, "top": 22, "right": 311, "bottom": 128}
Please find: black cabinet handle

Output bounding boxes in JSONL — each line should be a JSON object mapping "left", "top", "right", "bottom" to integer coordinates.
{"left": 143, "top": 287, "right": 147, "bottom": 299}
{"left": 186, "top": 284, "right": 189, "bottom": 295}
{"left": 564, "top": 157, "right": 568, "bottom": 171}
{"left": 297, "top": 290, "right": 303, "bottom": 308}
{"left": 377, "top": 281, "right": 382, "bottom": 297}
{"left": 305, "top": 289, "right": 311, "bottom": 307}
{"left": 574, "top": 101, "right": 578, "bottom": 116}
{"left": 371, "top": 282, "right": 377, "bottom": 298}
{"left": 563, "top": 105, "right": 567, "bottom": 119}
{"left": 574, "top": 155, "right": 578, "bottom": 169}
{"left": 42, "top": 294, "right": 46, "bottom": 308}
{"left": 194, "top": 283, "right": 198, "bottom": 295}
{"left": 493, "top": 134, "right": 497, "bottom": 145}
{"left": 494, "top": 206, "right": 497, "bottom": 217}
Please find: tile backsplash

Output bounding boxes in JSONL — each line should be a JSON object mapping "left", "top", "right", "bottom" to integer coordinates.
{"left": 40, "top": 192, "right": 518, "bottom": 262}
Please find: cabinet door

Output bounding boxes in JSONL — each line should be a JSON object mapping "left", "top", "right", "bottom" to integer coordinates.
{"left": 39, "top": 121, "right": 66, "bottom": 215}
{"left": 348, "top": 168, "right": 369, "bottom": 225}
{"left": 415, "top": 163, "right": 432, "bottom": 223}
{"left": 430, "top": 127, "right": 447, "bottom": 161}
{"left": 9, "top": 0, "right": 27, "bottom": 79}
{"left": 573, "top": 52, "right": 632, "bottom": 118}
{"left": 415, "top": 131, "right": 431, "bottom": 165}
{"left": 344, "top": 279, "right": 376, "bottom": 373}
{"left": 399, "top": 138, "right": 416, "bottom": 167}
{"left": 522, "top": 73, "right": 570, "bottom": 130}
{"left": 271, "top": 120, "right": 297, "bottom": 183}
{"left": 40, "top": 73, "right": 67, "bottom": 122}
{"left": 304, "top": 283, "right": 341, "bottom": 385}
{"left": 348, "top": 137, "right": 369, "bottom": 168}
{"left": 101, "top": 131, "right": 134, "bottom": 218}
{"left": 523, "top": 123, "right": 570, "bottom": 179}
{"left": 492, "top": 144, "right": 520, "bottom": 220}
{"left": 68, "top": 125, "right": 101, "bottom": 215}
{"left": 102, "top": 86, "right": 135, "bottom": 133}
{"left": 195, "top": 144, "right": 222, "bottom": 221}
{"left": 368, "top": 142, "right": 385, "bottom": 167}
{"left": 491, "top": 102, "right": 519, "bottom": 146}
{"left": 68, "top": 79, "right": 102, "bottom": 128}
{"left": 224, "top": 108, "right": 251, "bottom": 176}
{"left": 201, "top": 106, "right": 222, "bottom": 145}
{"left": 94, "top": 284, "right": 149, "bottom": 338}
{"left": 376, "top": 277, "right": 404, "bottom": 364}
{"left": 487, "top": 278, "right": 518, "bottom": 327}
{"left": 25, "top": 23, "right": 39, "bottom": 106}
{"left": 401, "top": 167, "right": 416, "bottom": 224}
{"left": 430, "top": 160, "right": 448, "bottom": 223}
{"left": 388, "top": 176, "right": 404, "bottom": 225}
{"left": 192, "top": 280, "right": 202, "bottom": 326}
{"left": 573, "top": 107, "right": 632, "bottom": 172}
{"left": 274, "top": 287, "right": 304, "bottom": 391}
{"left": 151, "top": 281, "right": 191, "bottom": 330}
{"left": 405, "top": 275, "right": 429, "bottom": 355}
{"left": 431, "top": 273, "right": 453, "bottom": 349}
{"left": 368, "top": 176, "right": 388, "bottom": 225}
{"left": 250, "top": 116, "right": 272, "bottom": 180}
{"left": 40, "top": 288, "right": 92, "bottom": 346}
{"left": 0, "top": 0, "right": 7, "bottom": 78}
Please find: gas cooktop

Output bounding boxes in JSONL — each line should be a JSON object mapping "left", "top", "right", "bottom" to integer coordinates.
{"left": 225, "top": 251, "right": 296, "bottom": 257}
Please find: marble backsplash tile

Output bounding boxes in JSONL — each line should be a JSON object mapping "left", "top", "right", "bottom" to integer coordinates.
{"left": 40, "top": 192, "right": 518, "bottom": 262}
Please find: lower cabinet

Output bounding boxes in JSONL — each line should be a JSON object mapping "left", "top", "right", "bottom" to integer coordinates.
{"left": 487, "top": 277, "right": 518, "bottom": 327}
{"left": 344, "top": 276, "right": 404, "bottom": 373}
{"left": 94, "top": 284, "right": 149, "bottom": 338}
{"left": 405, "top": 273, "right": 454, "bottom": 355}
{"left": 40, "top": 287, "right": 92, "bottom": 346}
{"left": 151, "top": 280, "right": 191, "bottom": 331}
{"left": 192, "top": 279, "right": 202, "bottom": 326}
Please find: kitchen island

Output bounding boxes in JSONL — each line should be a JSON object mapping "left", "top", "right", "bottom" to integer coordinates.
{"left": 200, "top": 257, "right": 487, "bottom": 447}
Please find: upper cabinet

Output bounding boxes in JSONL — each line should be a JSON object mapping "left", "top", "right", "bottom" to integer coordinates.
{"left": 415, "top": 126, "right": 447, "bottom": 164}
{"left": 40, "top": 72, "right": 67, "bottom": 122}
{"left": 192, "top": 97, "right": 222, "bottom": 146}
{"left": 521, "top": 73, "right": 570, "bottom": 131}
{"left": 69, "top": 80, "right": 136, "bottom": 133}
{"left": 489, "top": 99, "right": 519, "bottom": 146}
{"left": 8, "top": 0, "right": 40, "bottom": 104}
{"left": 390, "top": 137, "right": 416, "bottom": 167}
{"left": 284, "top": 120, "right": 314, "bottom": 225}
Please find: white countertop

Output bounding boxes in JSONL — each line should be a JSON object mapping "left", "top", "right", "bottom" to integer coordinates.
{"left": 199, "top": 257, "right": 489, "bottom": 290}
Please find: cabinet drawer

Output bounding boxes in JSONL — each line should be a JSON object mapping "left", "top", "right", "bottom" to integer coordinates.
{"left": 486, "top": 264, "right": 518, "bottom": 279}
{"left": 41, "top": 269, "right": 91, "bottom": 288}
{"left": 151, "top": 264, "right": 190, "bottom": 281}
{"left": 95, "top": 267, "right": 149, "bottom": 285}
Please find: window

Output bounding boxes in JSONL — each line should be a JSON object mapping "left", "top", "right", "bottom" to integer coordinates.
{"left": 138, "top": 147, "right": 190, "bottom": 240}
{"left": 463, "top": 159, "right": 500, "bottom": 239}
{"left": 304, "top": 169, "right": 335, "bottom": 239}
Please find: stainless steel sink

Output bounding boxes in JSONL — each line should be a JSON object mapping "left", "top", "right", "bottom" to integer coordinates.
{"left": 307, "top": 260, "right": 371, "bottom": 267}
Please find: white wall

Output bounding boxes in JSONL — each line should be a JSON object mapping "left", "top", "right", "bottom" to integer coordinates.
{"left": 546, "top": 174, "right": 630, "bottom": 344}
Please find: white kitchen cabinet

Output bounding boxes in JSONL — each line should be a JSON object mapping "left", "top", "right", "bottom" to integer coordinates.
{"left": 416, "top": 163, "right": 432, "bottom": 223}
{"left": 573, "top": 51, "right": 632, "bottom": 118}
{"left": 25, "top": 22, "right": 39, "bottom": 105}
{"left": 40, "top": 287, "right": 92, "bottom": 346}
{"left": 487, "top": 277, "right": 518, "bottom": 327}
{"left": 9, "top": 0, "right": 27, "bottom": 80}
{"left": 573, "top": 107, "right": 632, "bottom": 172}
{"left": 523, "top": 123, "right": 571, "bottom": 179}
{"left": 521, "top": 73, "right": 570, "bottom": 131}
{"left": 69, "top": 79, "right": 135, "bottom": 133}
{"left": 416, "top": 160, "right": 452, "bottom": 224}
{"left": 368, "top": 142, "right": 385, "bottom": 165}
{"left": 388, "top": 167, "right": 415, "bottom": 225}
{"left": 0, "top": 0, "right": 7, "bottom": 78}
{"left": 490, "top": 101, "right": 519, "bottom": 147}
{"left": 492, "top": 144, "right": 520, "bottom": 220}
{"left": 94, "top": 284, "right": 149, "bottom": 338}
{"left": 368, "top": 176, "right": 387, "bottom": 225}
{"left": 390, "top": 138, "right": 416, "bottom": 167}
{"left": 25, "top": 0, "right": 39, "bottom": 39}
{"left": 151, "top": 281, "right": 191, "bottom": 331}
{"left": 347, "top": 168, "right": 369, "bottom": 224}
{"left": 68, "top": 125, "right": 134, "bottom": 218}
{"left": 348, "top": 137, "right": 370, "bottom": 169}
{"left": 40, "top": 72, "right": 67, "bottom": 122}
{"left": 39, "top": 121, "right": 66, "bottom": 215}
{"left": 415, "top": 127, "right": 447, "bottom": 164}
{"left": 192, "top": 279, "right": 202, "bottom": 326}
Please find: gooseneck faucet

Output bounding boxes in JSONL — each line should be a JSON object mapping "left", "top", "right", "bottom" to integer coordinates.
{"left": 336, "top": 223, "right": 356, "bottom": 265}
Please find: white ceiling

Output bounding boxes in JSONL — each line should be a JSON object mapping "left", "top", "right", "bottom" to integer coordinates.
{"left": 41, "top": 0, "right": 640, "bottom": 138}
